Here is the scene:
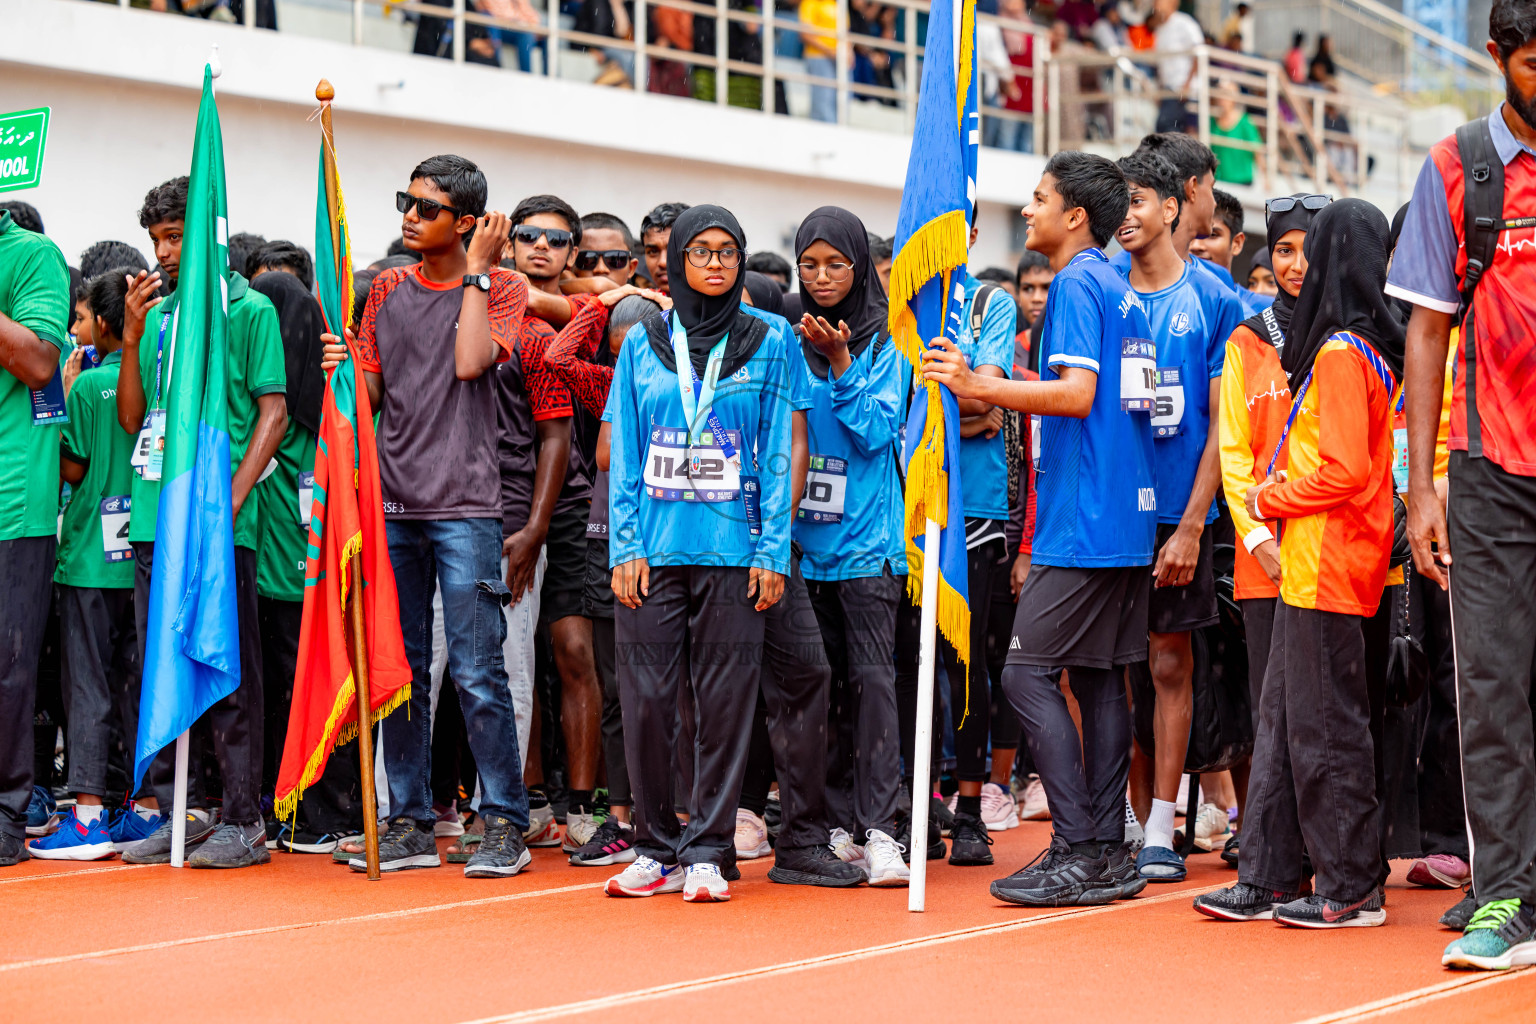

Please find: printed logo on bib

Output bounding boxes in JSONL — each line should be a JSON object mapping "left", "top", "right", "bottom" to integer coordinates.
{"left": 99, "top": 495, "right": 132, "bottom": 563}
{"left": 1152, "top": 366, "right": 1186, "bottom": 438}
{"left": 644, "top": 427, "right": 743, "bottom": 502}
{"left": 798, "top": 455, "right": 849, "bottom": 523}
{"left": 1120, "top": 337, "right": 1157, "bottom": 412}
{"left": 1392, "top": 425, "right": 1409, "bottom": 493}
{"left": 297, "top": 470, "right": 315, "bottom": 526}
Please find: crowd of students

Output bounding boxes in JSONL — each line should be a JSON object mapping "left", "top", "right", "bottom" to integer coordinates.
{"left": 6, "top": 0, "right": 1536, "bottom": 971}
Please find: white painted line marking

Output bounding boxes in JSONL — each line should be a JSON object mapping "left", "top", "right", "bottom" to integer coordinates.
{"left": 1291, "top": 966, "right": 1535, "bottom": 1023}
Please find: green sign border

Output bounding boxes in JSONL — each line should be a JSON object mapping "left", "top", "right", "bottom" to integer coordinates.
{"left": 0, "top": 107, "right": 50, "bottom": 194}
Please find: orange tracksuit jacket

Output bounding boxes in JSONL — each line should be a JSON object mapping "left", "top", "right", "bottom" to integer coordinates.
{"left": 1219, "top": 324, "right": 1291, "bottom": 601}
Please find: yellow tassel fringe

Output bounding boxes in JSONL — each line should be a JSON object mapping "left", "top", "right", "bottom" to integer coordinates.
{"left": 886, "top": 211, "right": 970, "bottom": 369}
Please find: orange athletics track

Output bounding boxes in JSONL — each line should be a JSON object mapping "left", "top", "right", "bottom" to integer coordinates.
{"left": 4, "top": 820, "right": 1531, "bottom": 1024}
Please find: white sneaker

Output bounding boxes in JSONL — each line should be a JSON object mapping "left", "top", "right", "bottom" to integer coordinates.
{"left": 734, "top": 807, "right": 771, "bottom": 859}
{"left": 1019, "top": 775, "right": 1050, "bottom": 820}
{"left": 683, "top": 862, "right": 731, "bottom": 902}
{"left": 863, "top": 829, "right": 910, "bottom": 887}
{"left": 1123, "top": 797, "right": 1144, "bottom": 847}
{"left": 604, "top": 855, "right": 685, "bottom": 897}
{"left": 980, "top": 782, "right": 1020, "bottom": 831}
{"left": 1175, "top": 802, "right": 1233, "bottom": 852}
{"left": 563, "top": 810, "right": 600, "bottom": 853}
{"left": 524, "top": 804, "right": 561, "bottom": 848}
{"left": 829, "top": 826, "right": 867, "bottom": 876}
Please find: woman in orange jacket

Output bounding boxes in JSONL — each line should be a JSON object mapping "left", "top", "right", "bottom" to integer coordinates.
{"left": 1195, "top": 199, "right": 1405, "bottom": 928}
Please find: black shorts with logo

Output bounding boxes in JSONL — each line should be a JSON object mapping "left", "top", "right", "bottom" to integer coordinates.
{"left": 1006, "top": 563, "right": 1150, "bottom": 670}
{"left": 1147, "top": 521, "right": 1219, "bottom": 633}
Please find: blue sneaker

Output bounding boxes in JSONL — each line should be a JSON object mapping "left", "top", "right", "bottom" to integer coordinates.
{"left": 25, "top": 786, "right": 57, "bottom": 837}
{"left": 109, "top": 807, "right": 163, "bottom": 852}
{"left": 1443, "top": 899, "right": 1536, "bottom": 970}
{"left": 27, "top": 808, "right": 115, "bottom": 861}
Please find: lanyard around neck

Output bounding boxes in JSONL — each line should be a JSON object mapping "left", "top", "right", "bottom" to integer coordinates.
{"left": 670, "top": 314, "right": 729, "bottom": 447}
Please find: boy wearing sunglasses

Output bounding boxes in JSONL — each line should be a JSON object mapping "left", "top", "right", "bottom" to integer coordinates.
{"left": 574, "top": 213, "right": 639, "bottom": 289}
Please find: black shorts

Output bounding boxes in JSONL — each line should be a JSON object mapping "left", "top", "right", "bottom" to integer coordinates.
{"left": 1006, "top": 564, "right": 1150, "bottom": 670}
{"left": 1148, "top": 521, "right": 1219, "bottom": 633}
{"left": 582, "top": 535, "right": 613, "bottom": 620}
{"left": 539, "top": 506, "right": 589, "bottom": 626}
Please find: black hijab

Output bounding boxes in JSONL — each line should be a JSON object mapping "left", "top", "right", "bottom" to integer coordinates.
{"left": 1240, "top": 193, "right": 1325, "bottom": 351}
{"left": 1386, "top": 201, "right": 1414, "bottom": 328}
{"left": 251, "top": 269, "right": 327, "bottom": 434}
{"left": 1281, "top": 198, "right": 1406, "bottom": 386}
{"left": 793, "top": 206, "right": 889, "bottom": 369}
{"left": 744, "top": 271, "right": 785, "bottom": 316}
{"left": 645, "top": 204, "right": 765, "bottom": 378}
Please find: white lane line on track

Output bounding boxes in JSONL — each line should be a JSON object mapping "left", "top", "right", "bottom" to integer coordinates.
{"left": 0, "top": 881, "right": 604, "bottom": 972}
{"left": 454, "top": 884, "right": 1227, "bottom": 1024}
{"left": 0, "top": 864, "right": 148, "bottom": 885}
{"left": 1291, "top": 967, "right": 1535, "bottom": 1024}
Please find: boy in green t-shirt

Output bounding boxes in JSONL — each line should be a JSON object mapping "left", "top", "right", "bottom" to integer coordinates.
{"left": 0, "top": 209, "right": 71, "bottom": 868}
{"left": 115, "top": 177, "right": 289, "bottom": 870}
{"left": 29, "top": 272, "right": 162, "bottom": 860}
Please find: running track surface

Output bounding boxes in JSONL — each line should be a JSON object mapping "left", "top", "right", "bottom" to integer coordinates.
{"left": 4, "top": 820, "right": 1531, "bottom": 1023}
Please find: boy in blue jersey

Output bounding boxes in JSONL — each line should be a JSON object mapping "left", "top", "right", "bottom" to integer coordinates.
{"left": 1191, "top": 189, "right": 1269, "bottom": 317}
{"left": 925, "top": 151, "right": 1158, "bottom": 907}
{"left": 1115, "top": 150, "right": 1240, "bottom": 881}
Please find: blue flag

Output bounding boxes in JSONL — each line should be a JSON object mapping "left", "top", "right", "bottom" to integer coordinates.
{"left": 134, "top": 66, "right": 241, "bottom": 791}
{"left": 888, "top": 0, "right": 977, "bottom": 671}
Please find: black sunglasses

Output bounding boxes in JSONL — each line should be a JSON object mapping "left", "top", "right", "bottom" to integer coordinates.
{"left": 396, "top": 190, "right": 461, "bottom": 221}
{"left": 1265, "top": 194, "right": 1333, "bottom": 214}
{"left": 574, "top": 249, "right": 632, "bottom": 271}
{"left": 512, "top": 225, "right": 573, "bottom": 249}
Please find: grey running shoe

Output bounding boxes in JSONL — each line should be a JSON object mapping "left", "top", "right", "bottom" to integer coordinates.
{"left": 352, "top": 817, "right": 440, "bottom": 872}
{"left": 1275, "top": 888, "right": 1387, "bottom": 928}
{"left": 0, "top": 831, "right": 30, "bottom": 866}
{"left": 123, "top": 812, "right": 218, "bottom": 865}
{"left": 463, "top": 813, "right": 531, "bottom": 878}
{"left": 1442, "top": 888, "right": 1477, "bottom": 931}
{"left": 1193, "top": 881, "right": 1300, "bottom": 921}
{"left": 188, "top": 821, "right": 272, "bottom": 868}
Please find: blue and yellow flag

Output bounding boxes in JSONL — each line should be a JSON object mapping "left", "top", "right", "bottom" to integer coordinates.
{"left": 134, "top": 66, "right": 241, "bottom": 790}
{"left": 890, "top": 0, "right": 978, "bottom": 668}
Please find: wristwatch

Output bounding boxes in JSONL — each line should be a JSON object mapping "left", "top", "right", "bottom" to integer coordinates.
{"left": 462, "top": 273, "right": 491, "bottom": 292}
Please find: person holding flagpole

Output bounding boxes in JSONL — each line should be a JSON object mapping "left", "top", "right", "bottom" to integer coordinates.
{"left": 924, "top": 151, "right": 1158, "bottom": 907}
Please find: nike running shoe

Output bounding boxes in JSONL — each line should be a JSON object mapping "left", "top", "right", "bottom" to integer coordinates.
{"left": 1193, "top": 881, "right": 1300, "bottom": 922}
{"left": 605, "top": 856, "right": 684, "bottom": 897}
{"left": 25, "top": 786, "right": 58, "bottom": 836}
{"left": 683, "top": 862, "right": 730, "bottom": 902}
{"left": 1274, "top": 888, "right": 1386, "bottom": 929}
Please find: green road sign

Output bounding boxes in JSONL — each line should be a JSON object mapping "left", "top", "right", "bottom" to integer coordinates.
{"left": 0, "top": 108, "right": 49, "bottom": 194}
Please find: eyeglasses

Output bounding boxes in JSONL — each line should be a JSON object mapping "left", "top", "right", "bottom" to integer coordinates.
{"left": 574, "top": 249, "right": 633, "bottom": 271}
{"left": 683, "top": 246, "right": 745, "bottom": 269}
{"left": 396, "top": 191, "right": 461, "bottom": 222}
{"left": 1265, "top": 194, "right": 1333, "bottom": 215}
{"left": 797, "top": 261, "right": 854, "bottom": 282}
{"left": 512, "top": 225, "right": 573, "bottom": 249}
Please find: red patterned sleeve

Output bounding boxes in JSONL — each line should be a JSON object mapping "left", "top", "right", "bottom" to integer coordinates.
{"left": 519, "top": 319, "right": 575, "bottom": 421}
{"left": 487, "top": 267, "right": 528, "bottom": 363}
{"left": 543, "top": 296, "right": 613, "bottom": 417}
{"left": 355, "top": 268, "right": 405, "bottom": 373}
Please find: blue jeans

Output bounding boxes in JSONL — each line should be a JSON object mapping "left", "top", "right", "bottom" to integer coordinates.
{"left": 805, "top": 56, "right": 837, "bottom": 123}
{"left": 383, "top": 518, "right": 528, "bottom": 829}
{"left": 984, "top": 112, "right": 1034, "bottom": 153}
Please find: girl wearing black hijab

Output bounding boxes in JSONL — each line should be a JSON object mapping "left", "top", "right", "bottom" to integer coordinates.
{"left": 789, "top": 206, "right": 910, "bottom": 887}
{"left": 1198, "top": 198, "right": 1401, "bottom": 928}
{"left": 603, "top": 204, "right": 796, "bottom": 903}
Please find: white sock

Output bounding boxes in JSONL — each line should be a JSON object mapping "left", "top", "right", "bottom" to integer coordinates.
{"left": 1124, "top": 798, "right": 1141, "bottom": 827}
{"left": 1145, "top": 798, "right": 1177, "bottom": 851}
{"left": 135, "top": 805, "right": 159, "bottom": 821}
{"left": 76, "top": 804, "right": 105, "bottom": 825}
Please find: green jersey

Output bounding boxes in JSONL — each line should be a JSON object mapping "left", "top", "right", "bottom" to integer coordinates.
{"left": 256, "top": 421, "right": 316, "bottom": 603}
{"left": 57, "top": 352, "right": 137, "bottom": 588}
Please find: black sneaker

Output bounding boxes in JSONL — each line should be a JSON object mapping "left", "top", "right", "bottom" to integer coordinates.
{"left": 1275, "top": 888, "right": 1386, "bottom": 929}
{"left": 1105, "top": 841, "right": 1148, "bottom": 899}
{"left": 463, "top": 813, "right": 531, "bottom": 878}
{"left": 991, "top": 836, "right": 1114, "bottom": 907}
{"left": 187, "top": 821, "right": 272, "bottom": 868}
{"left": 767, "top": 843, "right": 865, "bottom": 887}
{"left": 264, "top": 819, "right": 285, "bottom": 850}
{"left": 1441, "top": 887, "right": 1477, "bottom": 931}
{"left": 0, "top": 830, "right": 30, "bottom": 866}
{"left": 281, "top": 828, "right": 353, "bottom": 855}
{"left": 932, "top": 796, "right": 956, "bottom": 838}
{"left": 123, "top": 812, "right": 218, "bottom": 865}
{"left": 948, "top": 812, "right": 994, "bottom": 866}
{"left": 1193, "top": 881, "right": 1300, "bottom": 921}
{"left": 1220, "top": 832, "right": 1240, "bottom": 867}
{"left": 763, "top": 794, "right": 782, "bottom": 845}
{"left": 352, "top": 817, "right": 439, "bottom": 873}
{"left": 894, "top": 808, "right": 946, "bottom": 863}
{"left": 570, "top": 817, "right": 638, "bottom": 867}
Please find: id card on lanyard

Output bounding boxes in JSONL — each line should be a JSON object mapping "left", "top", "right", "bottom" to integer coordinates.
{"left": 131, "top": 309, "right": 174, "bottom": 482}
{"left": 670, "top": 315, "right": 761, "bottom": 536}
{"left": 31, "top": 366, "right": 68, "bottom": 426}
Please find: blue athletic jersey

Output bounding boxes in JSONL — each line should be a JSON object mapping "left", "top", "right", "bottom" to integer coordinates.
{"left": 792, "top": 330, "right": 907, "bottom": 581}
{"left": 604, "top": 315, "right": 794, "bottom": 574}
{"left": 956, "top": 274, "right": 1016, "bottom": 521}
{"left": 1111, "top": 250, "right": 1262, "bottom": 313}
{"left": 1032, "top": 249, "right": 1158, "bottom": 568}
{"left": 1133, "top": 261, "right": 1238, "bottom": 524}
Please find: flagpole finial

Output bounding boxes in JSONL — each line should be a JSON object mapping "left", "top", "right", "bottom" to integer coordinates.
{"left": 208, "top": 44, "right": 222, "bottom": 79}
{"left": 316, "top": 79, "right": 335, "bottom": 102}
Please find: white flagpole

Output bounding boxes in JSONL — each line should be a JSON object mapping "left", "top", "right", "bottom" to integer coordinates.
{"left": 908, "top": 515, "right": 942, "bottom": 912}
{"left": 170, "top": 730, "right": 190, "bottom": 867}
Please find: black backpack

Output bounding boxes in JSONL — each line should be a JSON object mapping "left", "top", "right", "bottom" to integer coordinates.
{"left": 1454, "top": 115, "right": 1506, "bottom": 458}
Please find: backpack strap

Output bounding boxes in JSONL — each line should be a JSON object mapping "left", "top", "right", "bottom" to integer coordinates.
{"left": 1455, "top": 116, "right": 1503, "bottom": 457}
{"left": 970, "top": 283, "right": 1001, "bottom": 336}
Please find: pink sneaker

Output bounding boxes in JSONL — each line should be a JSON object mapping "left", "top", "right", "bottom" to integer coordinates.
{"left": 1406, "top": 853, "right": 1470, "bottom": 889}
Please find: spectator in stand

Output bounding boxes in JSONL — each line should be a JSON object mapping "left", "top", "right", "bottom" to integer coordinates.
{"left": 1312, "top": 33, "right": 1337, "bottom": 80}
{"left": 692, "top": 0, "right": 767, "bottom": 109}
{"left": 1285, "top": 31, "right": 1308, "bottom": 84}
{"left": 1090, "top": 2, "right": 1131, "bottom": 53}
{"left": 649, "top": 3, "right": 694, "bottom": 96}
{"left": 1150, "top": 0, "right": 1204, "bottom": 133}
{"left": 1210, "top": 86, "right": 1266, "bottom": 187}
{"left": 850, "top": 0, "right": 898, "bottom": 106}
{"left": 1056, "top": 0, "right": 1099, "bottom": 41}
{"left": 1219, "top": 2, "right": 1253, "bottom": 53}
{"left": 575, "top": 0, "right": 634, "bottom": 84}
{"left": 801, "top": 0, "right": 840, "bottom": 122}
{"left": 982, "top": 0, "right": 1037, "bottom": 153}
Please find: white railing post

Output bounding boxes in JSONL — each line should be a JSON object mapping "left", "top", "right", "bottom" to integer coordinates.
{"left": 835, "top": 0, "right": 850, "bottom": 125}
{"left": 244, "top": 0, "right": 255, "bottom": 27}
{"left": 1195, "top": 46, "right": 1210, "bottom": 146}
{"left": 353, "top": 0, "right": 364, "bottom": 46}
{"left": 763, "top": 1, "right": 776, "bottom": 114}
{"left": 903, "top": 4, "right": 918, "bottom": 133}
{"left": 1031, "top": 28, "right": 1044, "bottom": 154}
{"left": 547, "top": 0, "right": 562, "bottom": 77}
{"left": 717, "top": 0, "right": 730, "bottom": 106}
{"left": 635, "top": 0, "right": 649, "bottom": 92}
{"left": 1312, "top": 90, "right": 1326, "bottom": 191}
{"left": 452, "top": 0, "right": 466, "bottom": 63}
{"left": 1266, "top": 67, "right": 1280, "bottom": 191}
{"left": 1047, "top": 56, "right": 1060, "bottom": 155}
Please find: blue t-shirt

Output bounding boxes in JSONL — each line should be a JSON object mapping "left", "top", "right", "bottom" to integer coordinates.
{"left": 956, "top": 274, "right": 1016, "bottom": 521}
{"left": 1032, "top": 249, "right": 1158, "bottom": 568}
{"left": 792, "top": 330, "right": 907, "bottom": 581}
{"left": 604, "top": 312, "right": 795, "bottom": 574}
{"left": 1133, "top": 261, "right": 1238, "bottom": 524}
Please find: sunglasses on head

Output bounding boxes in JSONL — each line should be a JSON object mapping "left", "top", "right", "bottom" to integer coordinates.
{"left": 574, "top": 249, "right": 632, "bottom": 271}
{"left": 396, "top": 191, "right": 461, "bottom": 221}
{"left": 1265, "top": 194, "right": 1333, "bottom": 214}
{"left": 512, "top": 224, "right": 573, "bottom": 249}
